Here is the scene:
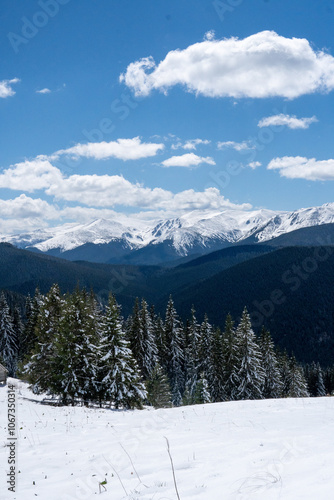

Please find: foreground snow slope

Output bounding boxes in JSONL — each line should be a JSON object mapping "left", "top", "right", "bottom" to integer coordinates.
{"left": 1, "top": 381, "right": 334, "bottom": 500}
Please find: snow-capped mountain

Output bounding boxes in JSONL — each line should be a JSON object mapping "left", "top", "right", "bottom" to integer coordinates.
{"left": 2, "top": 203, "right": 334, "bottom": 264}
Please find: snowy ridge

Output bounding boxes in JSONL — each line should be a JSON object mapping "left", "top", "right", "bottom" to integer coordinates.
{"left": 1, "top": 202, "right": 334, "bottom": 257}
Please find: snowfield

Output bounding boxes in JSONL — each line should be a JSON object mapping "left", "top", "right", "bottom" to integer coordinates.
{"left": 1, "top": 380, "right": 334, "bottom": 500}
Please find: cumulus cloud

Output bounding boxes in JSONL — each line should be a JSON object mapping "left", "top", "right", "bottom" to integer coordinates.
{"left": 161, "top": 153, "right": 215, "bottom": 168}
{"left": 36, "top": 88, "right": 52, "bottom": 94}
{"left": 258, "top": 114, "right": 318, "bottom": 129}
{"left": 0, "top": 194, "right": 58, "bottom": 219}
{"left": 267, "top": 156, "right": 334, "bottom": 181}
{"left": 217, "top": 141, "right": 254, "bottom": 151}
{"left": 0, "top": 78, "right": 20, "bottom": 98}
{"left": 248, "top": 161, "right": 262, "bottom": 169}
{"left": 0, "top": 159, "right": 63, "bottom": 192}
{"left": 120, "top": 31, "right": 334, "bottom": 99}
{"left": 171, "top": 139, "right": 211, "bottom": 150}
{"left": 53, "top": 137, "right": 164, "bottom": 161}
{"left": 0, "top": 158, "right": 248, "bottom": 212}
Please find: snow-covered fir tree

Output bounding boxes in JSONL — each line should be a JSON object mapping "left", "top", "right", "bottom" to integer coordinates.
{"left": 20, "top": 289, "right": 44, "bottom": 360}
{"left": 194, "top": 372, "right": 212, "bottom": 404}
{"left": 146, "top": 363, "right": 172, "bottom": 408}
{"left": 164, "top": 296, "right": 184, "bottom": 406}
{"left": 205, "top": 322, "right": 225, "bottom": 402}
{"left": 0, "top": 292, "right": 19, "bottom": 376}
{"left": 98, "top": 294, "right": 146, "bottom": 409}
{"left": 288, "top": 355, "right": 309, "bottom": 398}
{"left": 259, "top": 327, "right": 283, "bottom": 398}
{"left": 235, "top": 308, "right": 264, "bottom": 400}
{"left": 222, "top": 314, "right": 240, "bottom": 400}
{"left": 24, "top": 284, "right": 63, "bottom": 395}
{"left": 55, "top": 288, "right": 100, "bottom": 404}
{"left": 184, "top": 307, "right": 201, "bottom": 404}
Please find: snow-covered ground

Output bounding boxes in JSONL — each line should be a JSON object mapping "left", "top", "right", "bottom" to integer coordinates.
{"left": 1, "top": 380, "right": 334, "bottom": 500}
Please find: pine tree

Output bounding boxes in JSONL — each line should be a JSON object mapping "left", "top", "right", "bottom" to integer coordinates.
{"left": 184, "top": 307, "right": 201, "bottom": 404}
{"left": 314, "top": 363, "right": 326, "bottom": 396}
{"left": 259, "top": 327, "right": 283, "bottom": 399}
{"left": 288, "top": 355, "right": 309, "bottom": 398}
{"left": 126, "top": 298, "right": 158, "bottom": 380}
{"left": 20, "top": 289, "right": 43, "bottom": 360}
{"left": 55, "top": 288, "right": 100, "bottom": 404}
{"left": 146, "top": 363, "right": 172, "bottom": 408}
{"left": 25, "top": 284, "right": 64, "bottom": 396}
{"left": 98, "top": 294, "right": 146, "bottom": 409}
{"left": 277, "top": 349, "right": 291, "bottom": 397}
{"left": 164, "top": 296, "right": 184, "bottom": 405}
{"left": 235, "top": 308, "right": 264, "bottom": 400}
{"left": 0, "top": 292, "right": 19, "bottom": 376}
{"left": 222, "top": 314, "right": 240, "bottom": 400}
{"left": 206, "top": 322, "right": 225, "bottom": 402}
{"left": 194, "top": 372, "right": 212, "bottom": 404}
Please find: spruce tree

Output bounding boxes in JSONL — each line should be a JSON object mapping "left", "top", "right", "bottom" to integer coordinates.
{"left": 259, "top": 327, "right": 283, "bottom": 399}
{"left": 164, "top": 296, "right": 184, "bottom": 405}
{"left": 0, "top": 292, "right": 19, "bottom": 376}
{"left": 194, "top": 372, "right": 212, "bottom": 404}
{"left": 222, "top": 314, "right": 240, "bottom": 400}
{"left": 98, "top": 294, "right": 146, "bottom": 409}
{"left": 235, "top": 308, "right": 264, "bottom": 400}
{"left": 288, "top": 355, "right": 309, "bottom": 398}
{"left": 206, "top": 324, "right": 225, "bottom": 402}
{"left": 20, "top": 289, "right": 43, "bottom": 359}
{"left": 146, "top": 363, "right": 172, "bottom": 408}
{"left": 24, "top": 284, "right": 63, "bottom": 395}
{"left": 184, "top": 307, "right": 201, "bottom": 404}
{"left": 55, "top": 288, "right": 100, "bottom": 404}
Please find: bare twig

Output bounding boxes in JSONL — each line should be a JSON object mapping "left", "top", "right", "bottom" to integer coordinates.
{"left": 119, "top": 442, "right": 148, "bottom": 488}
{"left": 102, "top": 454, "right": 128, "bottom": 496}
{"left": 164, "top": 436, "right": 181, "bottom": 500}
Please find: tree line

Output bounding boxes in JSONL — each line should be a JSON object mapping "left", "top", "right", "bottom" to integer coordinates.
{"left": 0, "top": 285, "right": 333, "bottom": 408}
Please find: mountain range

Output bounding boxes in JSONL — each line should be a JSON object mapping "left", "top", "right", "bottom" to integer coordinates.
{"left": 3, "top": 202, "right": 334, "bottom": 265}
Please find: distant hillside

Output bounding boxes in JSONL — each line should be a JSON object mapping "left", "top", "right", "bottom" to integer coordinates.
{"left": 167, "top": 246, "right": 334, "bottom": 365}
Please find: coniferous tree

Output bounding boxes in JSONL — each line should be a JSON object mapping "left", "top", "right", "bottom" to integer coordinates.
{"left": 146, "top": 363, "right": 172, "bottom": 408}
{"left": 24, "top": 284, "right": 63, "bottom": 395}
{"left": 55, "top": 288, "right": 100, "bottom": 404}
{"left": 0, "top": 292, "right": 19, "bottom": 376}
{"left": 314, "top": 363, "right": 326, "bottom": 396}
{"left": 206, "top": 324, "right": 225, "bottom": 402}
{"left": 235, "top": 308, "right": 264, "bottom": 400}
{"left": 12, "top": 307, "right": 24, "bottom": 364}
{"left": 184, "top": 307, "right": 201, "bottom": 404}
{"left": 164, "top": 296, "right": 184, "bottom": 406}
{"left": 98, "top": 294, "right": 146, "bottom": 409}
{"left": 20, "top": 289, "right": 43, "bottom": 360}
{"left": 288, "top": 355, "right": 309, "bottom": 398}
{"left": 194, "top": 372, "right": 212, "bottom": 404}
{"left": 259, "top": 327, "right": 283, "bottom": 399}
{"left": 277, "top": 349, "right": 291, "bottom": 397}
{"left": 222, "top": 314, "right": 240, "bottom": 400}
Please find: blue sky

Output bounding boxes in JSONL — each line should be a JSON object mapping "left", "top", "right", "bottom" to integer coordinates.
{"left": 1, "top": 0, "right": 334, "bottom": 233}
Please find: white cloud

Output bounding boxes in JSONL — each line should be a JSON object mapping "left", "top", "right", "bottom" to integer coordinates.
{"left": 171, "top": 139, "right": 211, "bottom": 150}
{"left": 217, "top": 141, "right": 254, "bottom": 151}
{"left": 0, "top": 158, "right": 249, "bottom": 212}
{"left": 258, "top": 114, "right": 318, "bottom": 129}
{"left": 0, "top": 159, "right": 63, "bottom": 192}
{"left": 0, "top": 78, "right": 20, "bottom": 98}
{"left": 54, "top": 137, "right": 164, "bottom": 161}
{"left": 0, "top": 194, "right": 58, "bottom": 219}
{"left": 248, "top": 161, "right": 262, "bottom": 169}
{"left": 267, "top": 156, "right": 334, "bottom": 181}
{"left": 36, "top": 88, "right": 51, "bottom": 94}
{"left": 120, "top": 31, "right": 334, "bottom": 99}
{"left": 161, "top": 153, "right": 215, "bottom": 168}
